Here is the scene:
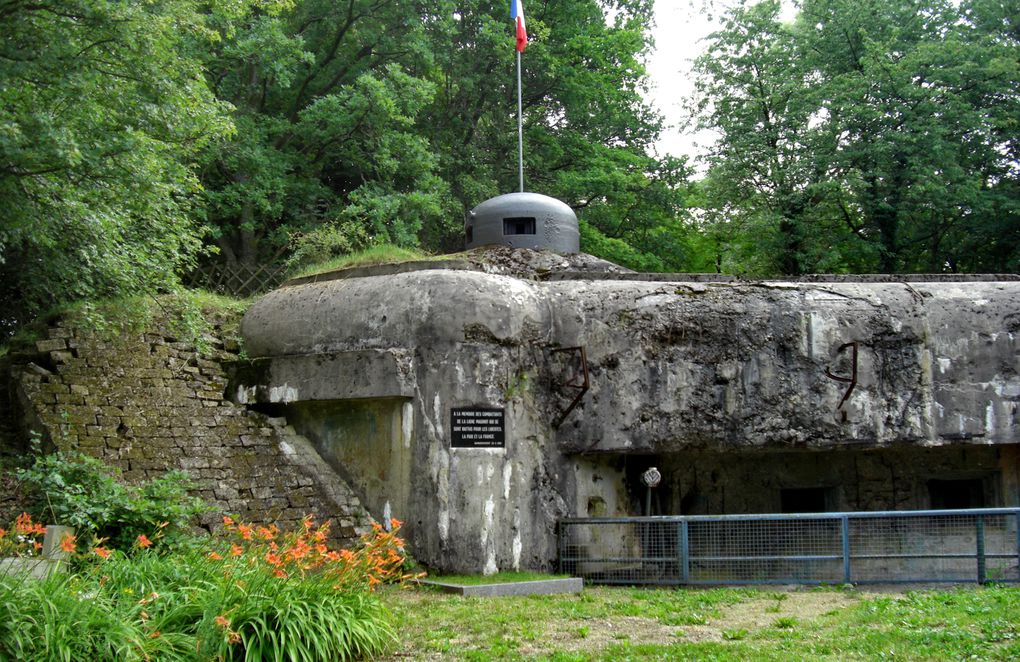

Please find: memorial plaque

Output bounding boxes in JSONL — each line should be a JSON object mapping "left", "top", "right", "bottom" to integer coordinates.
{"left": 450, "top": 407, "right": 505, "bottom": 448}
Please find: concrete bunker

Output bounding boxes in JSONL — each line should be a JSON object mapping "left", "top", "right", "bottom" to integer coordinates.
{"left": 238, "top": 249, "right": 1020, "bottom": 573}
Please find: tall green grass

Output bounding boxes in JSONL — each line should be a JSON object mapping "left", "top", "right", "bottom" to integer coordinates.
{"left": 289, "top": 244, "right": 431, "bottom": 279}
{"left": 0, "top": 547, "right": 394, "bottom": 661}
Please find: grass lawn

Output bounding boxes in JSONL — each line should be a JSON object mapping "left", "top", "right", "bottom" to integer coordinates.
{"left": 379, "top": 584, "right": 1020, "bottom": 660}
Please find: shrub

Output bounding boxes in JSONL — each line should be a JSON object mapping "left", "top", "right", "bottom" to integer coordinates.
{"left": 16, "top": 450, "right": 207, "bottom": 552}
{"left": 285, "top": 220, "right": 372, "bottom": 273}
{"left": 0, "top": 516, "right": 412, "bottom": 661}
{"left": 215, "top": 515, "right": 420, "bottom": 589}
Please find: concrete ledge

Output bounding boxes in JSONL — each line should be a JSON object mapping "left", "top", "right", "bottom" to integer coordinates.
{"left": 0, "top": 557, "right": 65, "bottom": 580}
{"left": 233, "top": 351, "right": 415, "bottom": 402}
{"left": 540, "top": 271, "right": 1020, "bottom": 283}
{"left": 419, "top": 577, "right": 583, "bottom": 597}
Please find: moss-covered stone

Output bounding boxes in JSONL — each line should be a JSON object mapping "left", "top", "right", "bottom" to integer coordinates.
{"left": 6, "top": 301, "right": 373, "bottom": 545}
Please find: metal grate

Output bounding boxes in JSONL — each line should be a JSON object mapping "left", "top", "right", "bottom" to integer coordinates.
{"left": 559, "top": 509, "right": 1020, "bottom": 585}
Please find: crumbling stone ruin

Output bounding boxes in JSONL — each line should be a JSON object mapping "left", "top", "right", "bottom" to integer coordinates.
{"left": 5, "top": 316, "right": 372, "bottom": 545}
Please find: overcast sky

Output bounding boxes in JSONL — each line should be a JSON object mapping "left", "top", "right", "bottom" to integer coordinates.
{"left": 646, "top": 1, "right": 797, "bottom": 164}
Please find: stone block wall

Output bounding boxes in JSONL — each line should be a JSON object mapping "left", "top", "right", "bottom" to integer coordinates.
{"left": 8, "top": 315, "right": 373, "bottom": 544}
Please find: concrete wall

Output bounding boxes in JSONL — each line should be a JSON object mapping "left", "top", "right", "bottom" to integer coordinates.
{"left": 286, "top": 398, "right": 413, "bottom": 527}
{"left": 244, "top": 271, "right": 1020, "bottom": 453}
{"left": 241, "top": 270, "right": 570, "bottom": 572}
{"left": 239, "top": 261, "right": 1020, "bottom": 571}
{"left": 545, "top": 279, "right": 1019, "bottom": 453}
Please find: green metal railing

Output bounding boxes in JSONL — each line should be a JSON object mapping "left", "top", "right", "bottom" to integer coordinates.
{"left": 559, "top": 508, "right": 1020, "bottom": 585}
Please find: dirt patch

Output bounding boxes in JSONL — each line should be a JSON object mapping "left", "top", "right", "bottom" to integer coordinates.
{"left": 381, "top": 587, "right": 863, "bottom": 660}
{"left": 516, "top": 591, "right": 858, "bottom": 655}
{"left": 516, "top": 590, "right": 860, "bottom": 655}
{"left": 682, "top": 590, "right": 857, "bottom": 642}
{"left": 523, "top": 615, "right": 683, "bottom": 656}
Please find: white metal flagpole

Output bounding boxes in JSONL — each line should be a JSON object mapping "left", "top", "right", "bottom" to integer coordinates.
{"left": 512, "top": 0, "right": 527, "bottom": 192}
{"left": 517, "top": 49, "right": 524, "bottom": 193}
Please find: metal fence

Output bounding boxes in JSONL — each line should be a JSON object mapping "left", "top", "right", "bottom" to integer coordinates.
{"left": 184, "top": 262, "right": 290, "bottom": 297}
{"left": 559, "top": 508, "right": 1020, "bottom": 585}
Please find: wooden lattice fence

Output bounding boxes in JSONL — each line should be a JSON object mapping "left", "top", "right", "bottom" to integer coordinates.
{"left": 184, "top": 262, "right": 290, "bottom": 297}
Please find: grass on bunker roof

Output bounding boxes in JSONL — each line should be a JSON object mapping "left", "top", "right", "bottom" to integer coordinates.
{"left": 378, "top": 583, "right": 1020, "bottom": 660}
{"left": 289, "top": 244, "right": 438, "bottom": 279}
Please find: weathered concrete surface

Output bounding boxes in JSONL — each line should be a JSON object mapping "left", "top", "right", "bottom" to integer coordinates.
{"left": 419, "top": 577, "right": 583, "bottom": 597}
{"left": 570, "top": 445, "right": 1012, "bottom": 518}
{"left": 240, "top": 253, "right": 1020, "bottom": 571}
{"left": 244, "top": 270, "right": 1020, "bottom": 452}
{"left": 548, "top": 279, "right": 1019, "bottom": 453}
{"left": 242, "top": 269, "right": 564, "bottom": 573}
{"left": 285, "top": 398, "right": 413, "bottom": 534}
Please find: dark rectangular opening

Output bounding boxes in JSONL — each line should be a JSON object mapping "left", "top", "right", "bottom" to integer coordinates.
{"left": 928, "top": 478, "right": 985, "bottom": 509}
{"left": 503, "top": 217, "right": 536, "bottom": 235}
{"left": 465, "top": 225, "right": 473, "bottom": 243}
{"left": 780, "top": 487, "right": 830, "bottom": 513}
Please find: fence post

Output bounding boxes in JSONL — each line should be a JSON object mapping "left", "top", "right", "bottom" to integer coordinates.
{"left": 841, "top": 515, "right": 851, "bottom": 584}
{"left": 559, "top": 521, "right": 572, "bottom": 576}
{"left": 557, "top": 521, "right": 563, "bottom": 575}
{"left": 975, "top": 515, "right": 986, "bottom": 584}
{"left": 1016, "top": 512, "right": 1020, "bottom": 583}
{"left": 679, "top": 520, "right": 690, "bottom": 585}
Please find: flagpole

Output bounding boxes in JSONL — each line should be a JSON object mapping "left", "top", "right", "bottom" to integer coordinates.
{"left": 517, "top": 49, "right": 524, "bottom": 193}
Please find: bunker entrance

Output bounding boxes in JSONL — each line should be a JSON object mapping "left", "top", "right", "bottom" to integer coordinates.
{"left": 928, "top": 478, "right": 986, "bottom": 509}
{"left": 577, "top": 444, "right": 1012, "bottom": 519}
{"left": 656, "top": 446, "right": 1007, "bottom": 515}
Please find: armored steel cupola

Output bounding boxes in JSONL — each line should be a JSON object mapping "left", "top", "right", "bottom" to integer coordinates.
{"left": 465, "top": 192, "right": 579, "bottom": 253}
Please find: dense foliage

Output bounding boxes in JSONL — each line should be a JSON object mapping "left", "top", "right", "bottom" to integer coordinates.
{"left": 16, "top": 449, "right": 207, "bottom": 551}
{"left": 1, "top": 441, "right": 417, "bottom": 661}
{"left": 0, "top": 516, "right": 411, "bottom": 661}
{"left": 0, "top": 0, "right": 232, "bottom": 335}
{"left": 194, "top": 0, "right": 690, "bottom": 266}
{"left": 2, "top": 0, "right": 1018, "bottom": 336}
{"left": 692, "top": 0, "right": 1020, "bottom": 275}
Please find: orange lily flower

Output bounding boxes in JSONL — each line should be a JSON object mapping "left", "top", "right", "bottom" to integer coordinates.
{"left": 59, "top": 532, "right": 77, "bottom": 554}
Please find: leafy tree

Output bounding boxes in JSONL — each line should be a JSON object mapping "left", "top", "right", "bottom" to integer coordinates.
{"left": 193, "top": 0, "right": 696, "bottom": 269}
{"left": 419, "top": 0, "right": 696, "bottom": 263}
{"left": 0, "top": 0, "right": 701, "bottom": 330}
{"left": 0, "top": 0, "right": 233, "bottom": 335}
{"left": 799, "top": 0, "right": 1020, "bottom": 272}
{"left": 692, "top": 0, "right": 872, "bottom": 276}
{"left": 954, "top": 0, "right": 1020, "bottom": 272}
{"left": 197, "top": 0, "right": 447, "bottom": 266}
{"left": 692, "top": 0, "right": 1020, "bottom": 274}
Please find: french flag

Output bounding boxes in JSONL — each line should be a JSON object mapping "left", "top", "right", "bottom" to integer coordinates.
{"left": 511, "top": 0, "right": 527, "bottom": 52}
